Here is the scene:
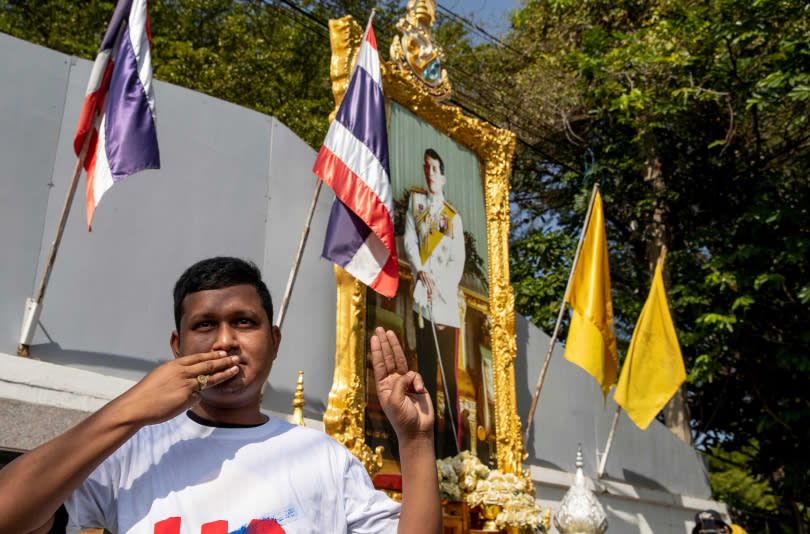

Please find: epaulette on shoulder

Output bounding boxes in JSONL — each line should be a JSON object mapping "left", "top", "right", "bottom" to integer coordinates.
{"left": 444, "top": 200, "right": 458, "bottom": 214}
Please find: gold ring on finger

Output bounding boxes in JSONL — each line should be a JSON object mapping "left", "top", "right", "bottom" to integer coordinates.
{"left": 196, "top": 374, "right": 208, "bottom": 391}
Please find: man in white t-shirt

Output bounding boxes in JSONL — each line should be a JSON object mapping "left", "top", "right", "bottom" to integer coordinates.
{"left": 0, "top": 257, "right": 441, "bottom": 534}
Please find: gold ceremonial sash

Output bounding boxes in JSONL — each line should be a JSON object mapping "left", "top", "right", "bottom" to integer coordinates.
{"left": 415, "top": 203, "right": 455, "bottom": 264}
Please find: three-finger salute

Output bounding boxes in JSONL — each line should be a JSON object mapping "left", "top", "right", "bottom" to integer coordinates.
{"left": 369, "top": 327, "right": 434, "bottom": 440}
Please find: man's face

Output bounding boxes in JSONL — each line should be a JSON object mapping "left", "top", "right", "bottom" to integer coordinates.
{"left": 423, "top": 155, "right": 445, "bottom": 196}
{"left": 170, "top": 284, "right": 280, "bottom": 411}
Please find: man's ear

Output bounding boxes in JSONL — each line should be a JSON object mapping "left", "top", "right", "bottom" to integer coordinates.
{"left": 170, "top": 330, "right": 181, "bottom": 358}
{"left": 270, "top": 325, "right": 282, "bottom": 360}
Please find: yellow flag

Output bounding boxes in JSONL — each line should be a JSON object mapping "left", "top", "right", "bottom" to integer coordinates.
{"left": 614, "top": 251, "right": 686, "bottom": 429}
{"left": 563, "top": 192, "right": 618, "bottom": 399}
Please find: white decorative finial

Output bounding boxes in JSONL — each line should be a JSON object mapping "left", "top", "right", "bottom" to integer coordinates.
{"left": 554, "top": 445, "right": 609, "bottom": 534}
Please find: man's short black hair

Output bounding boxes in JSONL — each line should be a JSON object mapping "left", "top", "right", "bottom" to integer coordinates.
{"left": 173, "top": 257, "right": 273, "bottom": 331}
{"left": 691, "top": 510, "right": 728, "bottom": 534}
{"left": 424, "top": 148, "right": 444, "bottom": 175}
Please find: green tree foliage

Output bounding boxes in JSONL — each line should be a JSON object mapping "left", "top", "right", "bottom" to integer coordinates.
{"left": 708, "top": 440, "right": 792, "bottom": 533}
{"left": 0, "top": 0, "right": 115, "bottom": 57}
{"left": 0, "top": 0, "right": 402, "bottom": 147}
{"left": 441, "top": 0, "right": 809, "bottom": 529}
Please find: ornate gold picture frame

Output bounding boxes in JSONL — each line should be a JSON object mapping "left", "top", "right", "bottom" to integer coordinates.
{"left": 322, "top": 13, "right": 523, "bottom": 479}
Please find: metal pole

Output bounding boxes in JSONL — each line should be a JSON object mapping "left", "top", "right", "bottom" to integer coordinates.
{"left": 597, "top": 404, "right": 622, "bottom": 479}
{"left": 17, "top": 156, "right": 85, "bottom": 356}
{"left": 596, "top": 248, "right": 664, "bottom": 479}
{"left": 524, "top": 183, "right": 601, "bottom": 440}
{"left": 275, "top": 178, "right": 323, "bottom": 329}
{"left": 277, "top": 8, "right": 378, "bottom": 329}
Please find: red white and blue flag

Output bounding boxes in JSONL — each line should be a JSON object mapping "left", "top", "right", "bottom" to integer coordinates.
{"left": 74, "top": 0, "right": 160, "bottom": 230}
{"left": 313, "top": 21, "right": 398, "bottom": 298}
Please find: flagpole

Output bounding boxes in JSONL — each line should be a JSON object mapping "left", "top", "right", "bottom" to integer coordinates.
{"left": 524, "top": 182, "right": 600, "bottom": 440}
{"left": 17, "top": 147, "right": 89, "bottom": 356}
{"left": 597, "top": 246, "right": 668, "bottom": 478}
{"left": 597, "top": 404, "right": 622, "bottom": 479}
{"left": 276, "top": 178, "right": 324, "bottom": 329}
{"left": 365, "top": 8, "right": 377, "bottom": 34}
{"left": 277, "top": 9, "right": 379, "bottom": 330}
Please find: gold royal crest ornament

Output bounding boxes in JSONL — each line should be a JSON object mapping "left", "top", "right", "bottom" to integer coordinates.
{"left": 390, "top": 0, "right": 452, "bottom": 101}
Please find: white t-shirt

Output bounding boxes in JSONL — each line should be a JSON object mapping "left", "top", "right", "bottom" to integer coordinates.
{"left": 65, "top": 413, "right": 400, "bottom": 533}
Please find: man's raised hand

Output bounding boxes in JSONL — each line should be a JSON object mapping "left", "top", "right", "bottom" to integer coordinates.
{"left": 369, "top": 327, "right": 434, "bottom": 441}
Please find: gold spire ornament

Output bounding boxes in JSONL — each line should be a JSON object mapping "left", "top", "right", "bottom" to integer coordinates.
{"left": 291, "top": 370, "right": 306, "bottom": 427}
{"left": 390, "top": 0, "right": 452, "bottom": 101}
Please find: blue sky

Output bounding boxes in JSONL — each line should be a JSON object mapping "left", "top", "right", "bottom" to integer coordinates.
{"left": 438, "top": 0, "right": 522, "bottom": 37}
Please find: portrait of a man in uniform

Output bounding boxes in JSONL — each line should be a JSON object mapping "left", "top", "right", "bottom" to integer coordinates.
{"left": 363, "top": 102, "right": 495, "bottom": 470}
{"left": 403, "top": 148, "right": 465, "bottom": 458}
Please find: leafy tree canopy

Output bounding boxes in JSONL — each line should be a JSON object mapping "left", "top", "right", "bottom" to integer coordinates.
{"left": 0, "top": 0, "right": 403, "bottom": 146}
{"left": 440, "top": 0, "right": 808, "bottom": 529}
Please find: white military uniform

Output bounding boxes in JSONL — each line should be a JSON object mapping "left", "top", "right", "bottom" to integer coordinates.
{"left": 403, "top": 187, "right": 465, "bottom": 327}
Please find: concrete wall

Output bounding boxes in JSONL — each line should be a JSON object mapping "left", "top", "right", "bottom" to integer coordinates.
{"left": 0, "top": 32, "right": 723, "bottom": 533}
{"left": 0, "top": 32, "right": 337, "bottom": 419}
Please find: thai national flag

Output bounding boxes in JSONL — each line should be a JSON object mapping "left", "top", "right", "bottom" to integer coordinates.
{"left": 313, "top": 21, "right": 398, "bottom": 298}
{"left": 74, "top": 0, "right": 160, "bottom": 230}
